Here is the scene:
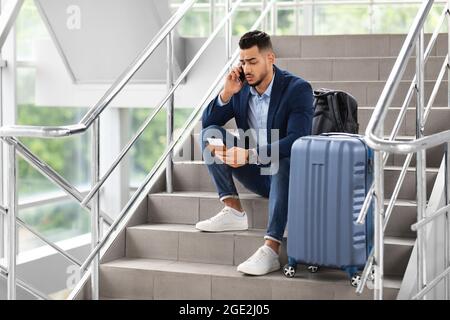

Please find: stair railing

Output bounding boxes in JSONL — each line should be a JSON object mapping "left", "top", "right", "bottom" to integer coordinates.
{"left": 356, "top": 3, "right": 449, "bottom": 296}
{"left": 356, "top": 0, "right": 450, "bottom": 300}
{"left": 0, "top": 0, "right": 276, "bottom": 300}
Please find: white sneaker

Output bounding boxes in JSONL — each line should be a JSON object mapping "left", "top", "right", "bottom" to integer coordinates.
{"left": 237, "top": 245, "right": 281, "bottom": 276}
{"left": 195, "top": 206, "right": 248, "bottom": 232}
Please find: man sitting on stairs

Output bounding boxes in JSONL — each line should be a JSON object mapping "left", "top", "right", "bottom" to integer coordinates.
{"left": 196, "top": 30, "right": 313, "bottom": 276}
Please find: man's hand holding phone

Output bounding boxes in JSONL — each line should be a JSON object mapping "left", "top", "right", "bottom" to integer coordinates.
{"left": 220, "top": 65, "right": 246, "bottom": 104}
{"left": 206, "top": 138, "right": 226, "bottom": 155}
{"left": 207, "top": 138, "right": 249, "bottom": 168}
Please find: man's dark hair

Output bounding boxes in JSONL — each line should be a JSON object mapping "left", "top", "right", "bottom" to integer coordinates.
{"left": 239, "top": 30, "right": 273, "bottom": 52}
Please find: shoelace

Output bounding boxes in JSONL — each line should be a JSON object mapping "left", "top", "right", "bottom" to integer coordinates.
{"left": 208, "top": 208, "right": 231, "bottom": 222}
{"left": 247, "top": 248, "right": 267, "bottom": 263}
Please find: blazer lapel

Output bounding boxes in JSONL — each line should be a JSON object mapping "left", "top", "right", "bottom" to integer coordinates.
{"left": 240, "top": 86, "right": 251, "bottom": 131}
{"left": 266, "top": 66, "right": 286, "bottom": 143}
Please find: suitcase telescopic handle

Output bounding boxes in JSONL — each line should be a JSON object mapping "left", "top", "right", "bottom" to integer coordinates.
{"left": 320, "top": 132, "right": 363, "bottom": 138}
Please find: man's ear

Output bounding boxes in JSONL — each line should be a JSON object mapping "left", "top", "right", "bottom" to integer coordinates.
{"left": 267, "top": 51, "right": 275, "bottom": 64}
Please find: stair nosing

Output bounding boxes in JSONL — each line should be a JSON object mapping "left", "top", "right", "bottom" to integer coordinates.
{"left": 128, "top": 223, "right": 268, "bottom": 236}
{"left": 172, "top": 161, "right": 440, "bottom": 173}
{"left": 102, "top": 257, "right": 362, "bottom": 286}
{"left": 384, "top": 236, "right": 416, "bottom": 247}
{"left": 148, "top": 191, "right": 262, "bottom": 199}
{"left": 277, "top": 56, "right": 448, "bottom": 61}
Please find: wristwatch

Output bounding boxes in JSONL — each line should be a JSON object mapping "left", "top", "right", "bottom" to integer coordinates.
{"left": 247, "top": 148, "right": 260, "bottom": 165}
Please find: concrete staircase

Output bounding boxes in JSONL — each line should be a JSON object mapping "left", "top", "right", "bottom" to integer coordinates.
{"left": 98, "top": 34, "right": 450, "bottom": 300}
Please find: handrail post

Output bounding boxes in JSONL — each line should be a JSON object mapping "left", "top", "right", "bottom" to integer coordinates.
{"left": 166, "top": 31, "right": 174, "bottom": 194}
{"left": 209, "top": 0, "right": 215, "bottom": 34}
{"left": 445, "top": 142, "right": 450, "bottom": 300}
{"left": 90, "top": 118, "right": 100, "bottom": 300}
{"left": 446, "top": 0, "right": 450, "bottom": 298}
{"left": 374, "top": 146, "right": 384, "bottom": 300}
{"left": 271, "top": 1, "right": 276, "bottom": 35}
{"left": 262, "top": 0, "right": 267, "bottom": 31}
{"left": 226, "top": 0, "right": 232, "bottom": 61}
{"left": 369, "top": 0, "right": 374, "bottom": 34}
{"left": 416, "top": 28, "right": 427, "bottom": 299}
{"left": 6, "top": 143, "right": 16, "bottom": 299}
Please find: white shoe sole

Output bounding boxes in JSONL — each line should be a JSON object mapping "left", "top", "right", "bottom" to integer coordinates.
{"left": 195, "top": 223, "right": 248, "bottom": 232}
{"left": 237, "top": 262, "right": 281, "bottom": 276}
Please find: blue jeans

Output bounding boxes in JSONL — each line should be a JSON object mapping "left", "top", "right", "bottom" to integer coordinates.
{"left": 199, "top": 125, "right": 290, "bottom": 244}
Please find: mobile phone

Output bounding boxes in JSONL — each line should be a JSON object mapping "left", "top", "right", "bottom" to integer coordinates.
{"left": 207, "top": 138, "right": 224, "bottom": 147}
{"left": 239, "top": 67, "right": 246, "bottom": 84}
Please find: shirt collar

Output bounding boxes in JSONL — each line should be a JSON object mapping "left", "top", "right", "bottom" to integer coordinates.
{"left": 249, "top": 68, "right": 275, "bottom": 98}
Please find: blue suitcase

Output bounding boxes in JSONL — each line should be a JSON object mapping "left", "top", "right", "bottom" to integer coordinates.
{"left": 284, "top": 133, "right": 374, "bottom": 287}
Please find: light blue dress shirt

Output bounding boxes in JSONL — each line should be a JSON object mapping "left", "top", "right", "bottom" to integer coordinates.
{"left": 218, "top": 72, "right": 275, "bottom": 148}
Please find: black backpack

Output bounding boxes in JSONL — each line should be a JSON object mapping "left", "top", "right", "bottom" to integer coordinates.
{"left": 312, "top": 88, "right": 359, "bottom": 134}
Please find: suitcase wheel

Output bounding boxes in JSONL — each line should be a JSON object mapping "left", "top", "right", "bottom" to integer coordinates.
{"left": 350, "top": 273, "right": 362, "bottom": 287}
{"left": 307, "top": 265, "right": 319, "bottom": 273}
{"left": 283, "top": 264, "right": 296, "bottom": 278}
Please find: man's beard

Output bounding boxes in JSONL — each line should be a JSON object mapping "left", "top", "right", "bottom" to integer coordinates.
{"left": 250, "top": 78, "right": 263, "bottom": 88}
{"left": 249, "top": 70, "right": 268, "bottom": 88}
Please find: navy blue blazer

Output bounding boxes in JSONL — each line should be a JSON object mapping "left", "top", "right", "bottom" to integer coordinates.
{"left": 202, "top": 65, "right": 313, "bottom": 161}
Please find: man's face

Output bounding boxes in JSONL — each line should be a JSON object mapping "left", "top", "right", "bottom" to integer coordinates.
{"left": 239, "top": 45, "right": 275, "bottom": 87}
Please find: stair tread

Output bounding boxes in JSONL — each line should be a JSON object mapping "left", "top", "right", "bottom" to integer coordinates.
{"left": 383, "top": 275, "right": 403, "bottom": 289}
{"left": 129, "top": 223, "right": 415, "bottom": 248}
{"left": 102, "top": 257, "right": 402, "bottom": 290}
{"left": 149, "top": 191, "right": 417, "bottom": 208}
{"left": 172, "top": 160, "right": 440, "bottom": 172}
{"left": 358, "top": 106, "right": 450, "bottom": 110}
{"left": 129, "top": 223, "right": 268, "bottom": 237}
{"left": 309, "top": 80, "right": 447, "bottom": 84}
{"left": 384, "top": 199, "right": 416, "bottom": 206}
{"left": 148, "top": 191, "right": 262, "bottom": 199}
{"left": 277, "top": 56, "right": 447, "bottom": 61}
{"left": 384, "top": 236, "right": 416, "bottom": 247}
{"left": 103, "top": 257, "right": 352, "bottom": 285}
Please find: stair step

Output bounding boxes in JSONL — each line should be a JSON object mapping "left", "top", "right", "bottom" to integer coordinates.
{"left": 271, "top": 34, "right": 447, "bottom": 58}
{"left": 126, "top": 223, "right": 286, "bottom": 266}
{"left": 130, "top": 220, "right": 413, "bottom": 277}
{"left": 309, "top": 80, "right": 448, "bottom": 107}
{"left": 384, "top": 236, "right": 415, "bottom": 247}
{"left": 148, "top": 191, "right": 418, "bottom": 239}
{"left": 170, "top": 162, "right": 438, "bottom": 201}
{"left": 100, "top": 257, "right": 400, "bottom": 300}
{"left": 277, "top": 56, "right": 447, "bottom": 81}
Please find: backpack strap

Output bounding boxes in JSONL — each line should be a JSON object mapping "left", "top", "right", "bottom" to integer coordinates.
{"left": 328, "top": 93, "right": 345, "bottom": 132}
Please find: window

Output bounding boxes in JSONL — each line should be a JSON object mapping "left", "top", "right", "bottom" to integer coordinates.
{"left": 15, "top": 0, "right": 91, "bottom": 251}
{"left": 129, "top": 107, "right": 194, "bottom": 186}
{"left": 169, "top": 0, "right": 447, "bottom": 36}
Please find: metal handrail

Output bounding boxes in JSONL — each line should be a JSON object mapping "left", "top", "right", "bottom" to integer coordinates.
{"left": 16, "top": 217, "right": 82, "bottom": 267}
{"left": 411, "top": 203, "right": 450, "bottom": 231}
{"left": 0, "top": 0, "right": 196, "bottom": 300}
{"left": 0, "top": 265, "right": 49, "bottom": 300}
{"left": 3, "top": 136, "right": 113, "bottom": 225}
{"left": 78, "top": 0, "right": 276, "bottom": 274}
{"left": 412, "top": 265, "right": 450, "bottom": 299}
{"left": 357, "top": 0, "right": 450, "bottom": 300}
{"left": 0, "top": 0, "right": 24, "bottom": 49}
{"left": 0, "top": 0, "right": 196, "bottom": 138}
{"left": 1, "top": 0, "right": 275, "bottom": 300}
{"left": 357, "top": 4, "right": 449, "bottom": 225}
{"left": 80, "top": 0, "right": 246, "bottom": 208}
{"left": 364, "top": 0, "right": 446, "bottom": 153}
